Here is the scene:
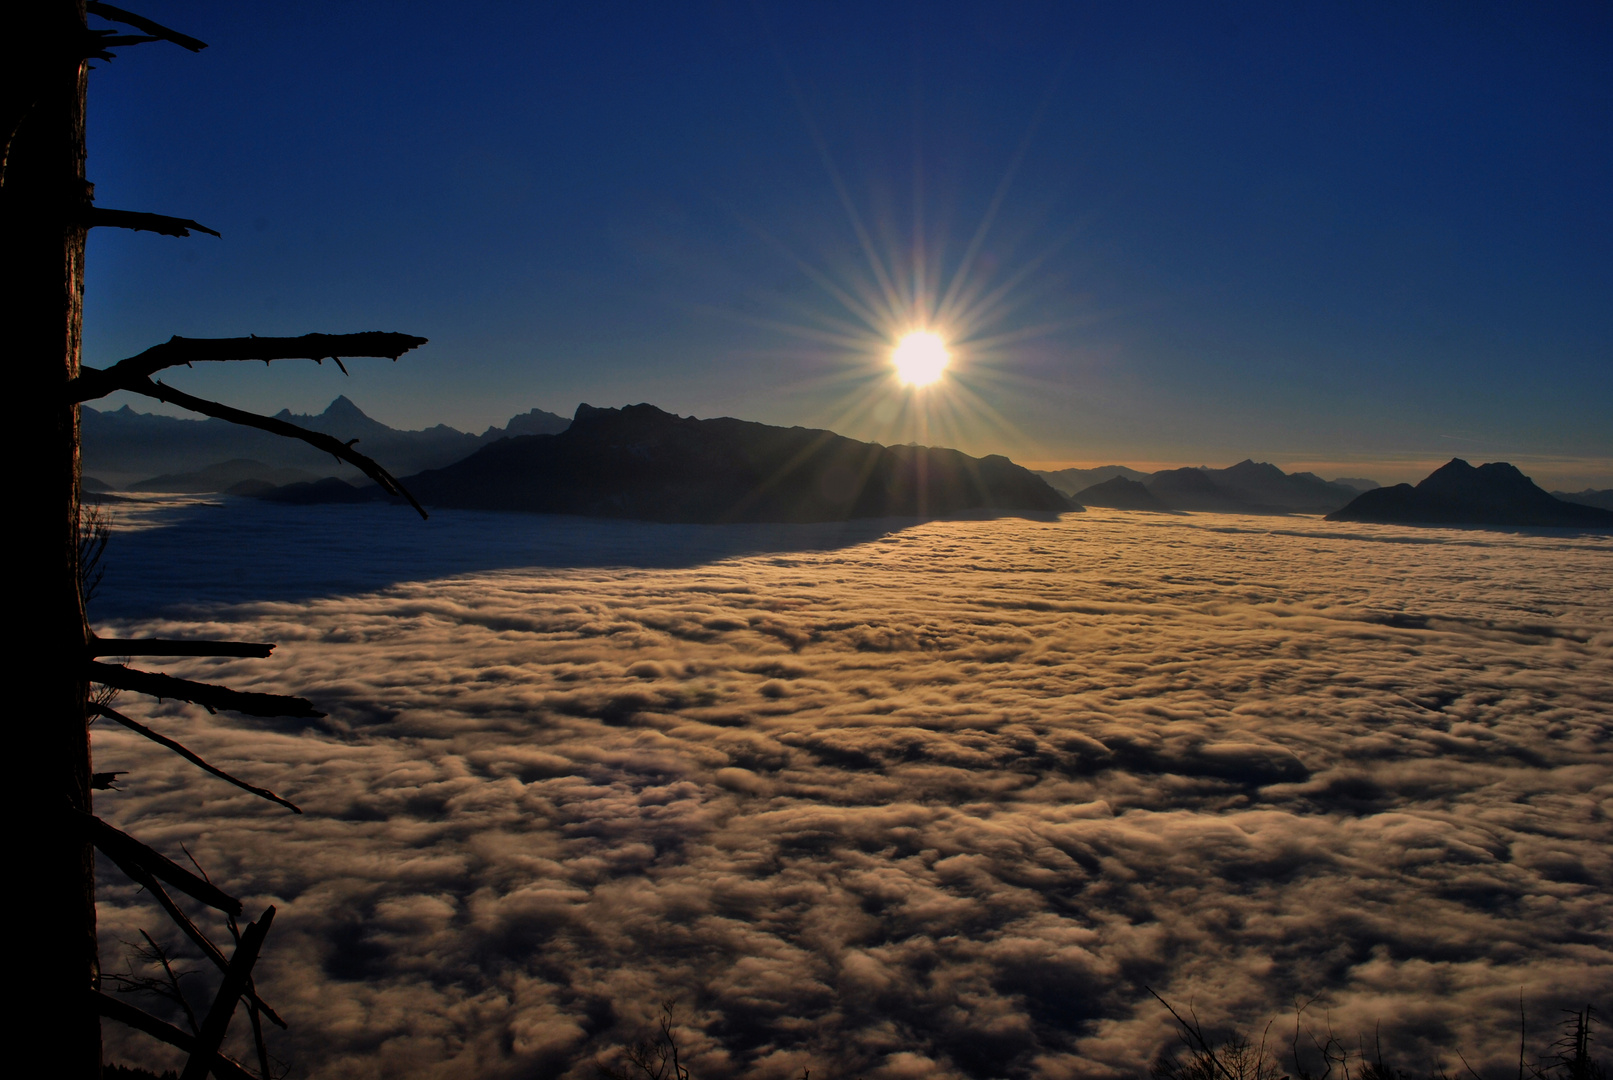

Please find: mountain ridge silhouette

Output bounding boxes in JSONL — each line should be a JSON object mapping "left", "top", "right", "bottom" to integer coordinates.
{"left": 84, "top": 397, "right": 571, "bottom": 486}
{"left": 1327, "top": 459, "right": 1613, "bottom": 528}
{"left": 1040, "top": 459, "right": 1365, "bottom": 515}
{"left": 401, "top": 403, "right": 1073, "bottom": 523}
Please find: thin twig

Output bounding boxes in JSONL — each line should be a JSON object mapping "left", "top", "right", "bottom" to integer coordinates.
{"left": 1147, "top": 986, "right": 1242, "bottom": 1080}
{"left": 91, "top": 376, "right": 428, "bottom": 517}
{"left": 93, "top": 702, "right": 300, "bottom": 812}
{"left": 142, "top": 928, "right": 201, "bottom": 1035}
{"left": 120, "top": 856, "right": 287, "bottom": 1028}
{"left": 1520, "top": 992, "right": 1527, "bottom": 1080}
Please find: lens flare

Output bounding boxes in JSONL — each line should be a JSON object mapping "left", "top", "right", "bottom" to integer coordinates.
{"left": 892, "top": 331, "right": 949, "bottom": 386}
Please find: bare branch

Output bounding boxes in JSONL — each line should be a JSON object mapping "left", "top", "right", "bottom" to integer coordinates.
{"left": 85, "top": 207, "right": 220, "bottom": 238}
{"left": 104, "top": 929, "right": 203, "bottom": 1036}
{"left": 93, "top": 703, "right": 302, "bottom": 813}
{"left": 93, "top": 992, "right": 258, "bottom": 1080}
{"left": 117, "top": 852, "right": 288, "bottom": 1029}
{"left": 77, "top": 810, "right": 243, "bottom": 916}
{"left": 180, "top": 907, "right": 275, "bottom": 1080}
{"left": 87, "top": 2, "right": 208, "bottom": 51}
{"left": 89, "top": 660, "right": 324, "bottom": 719}
{"left": 90, "top": 638, "right": 276, "bottom": 659}
{"left": 1147, "top": 986, "right": 1242, "bottom": 1080}
{"left": 81, "top": 376, "right": 429, "bottom": 518}
{"left": 71, "top": 331, "right": 428, "bottom": 400}
{"left": 79, "top": 502, "right": 112, "bottom": 606}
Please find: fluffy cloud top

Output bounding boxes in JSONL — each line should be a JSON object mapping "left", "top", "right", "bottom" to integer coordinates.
{"left": 89, "top": 502, "right": 1612, "bottom": 1078}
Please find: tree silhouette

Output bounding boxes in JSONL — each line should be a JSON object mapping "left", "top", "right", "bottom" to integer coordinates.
{"left": 4, "top": 4, "right": 425, "bottom": 1076}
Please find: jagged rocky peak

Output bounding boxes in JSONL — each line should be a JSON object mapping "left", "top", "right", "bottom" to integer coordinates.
{"left": 322, "top": 394, "right": 370, "bottom": 420}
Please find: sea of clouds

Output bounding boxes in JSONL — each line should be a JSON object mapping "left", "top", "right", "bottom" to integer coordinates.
{"left": 88, "top": 500, "right": 1612, "bottom": 1079}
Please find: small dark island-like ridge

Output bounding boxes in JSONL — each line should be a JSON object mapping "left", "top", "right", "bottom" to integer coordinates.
{"left": 1326, "top": 458, "right": 1613, "bottom": 528}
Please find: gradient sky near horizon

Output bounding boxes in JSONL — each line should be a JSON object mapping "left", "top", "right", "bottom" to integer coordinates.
{"left": 81, "top": 1, "right": 1612, "bottom": 486}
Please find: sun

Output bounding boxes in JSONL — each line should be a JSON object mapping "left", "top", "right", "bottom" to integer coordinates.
{"left": 892, "top": 331, "right": 949, "bottom": 386}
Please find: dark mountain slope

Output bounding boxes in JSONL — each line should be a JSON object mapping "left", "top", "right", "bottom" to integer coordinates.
{"left": 1333, "top": 477, "right": 1381, "bottom": 492}
{"left": 1552, "top": 488, "right": 1613, "bottom": 512}
{"left": 1208, "top": 459, "right": 1359, "bottom": 513}
{"left": 1045, "top": 460, "right": 1370, "bottom": 513}
{"left": 1036, "top": 465, "right": 1150, "bottom": 498}
{"left": 1144, "top": 468, "right": 1266, "bottom": 513}
{"left": 1327, "top": 459, "right": 1613, "bottom": 527}
{"left": 126, "top": 458, "right": 319, "bottom": 492}
{"left": 404, "top": 404, "right": 1073, "bottom": 523}
{"left": 1073, "top": 476, "right": 1174, "bottom": 512}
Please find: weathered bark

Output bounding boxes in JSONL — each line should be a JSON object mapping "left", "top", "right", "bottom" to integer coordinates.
{"left": 3, "top": 1, "right": 98, "bottom": 1074}
{"left": 8, "top": 9, "right": 426, "bottom": 1072}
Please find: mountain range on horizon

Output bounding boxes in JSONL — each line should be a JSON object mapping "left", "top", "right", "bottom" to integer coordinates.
{"left": 82, "top": 395, "right": 571, "bottom": 485}
{"left": 1039, "top": 460, "right": 1613, "bottom": 519}
{"left": 1041, "top": 460, "right": 1371, "bottom": 516}
{"left": 88, "top": 396, "right": 1385, "bottom": 503}
{"left": 85, "top": 397, "right": 1613, "bottom": 527}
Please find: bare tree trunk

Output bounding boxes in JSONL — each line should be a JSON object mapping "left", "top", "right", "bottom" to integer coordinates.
{"left": 4, "top": 1, "right": 99, "bottom": 1074}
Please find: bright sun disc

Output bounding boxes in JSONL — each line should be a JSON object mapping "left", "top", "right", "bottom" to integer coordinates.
{"left": 892, "top": 331, "right": 949, "bottom": 386}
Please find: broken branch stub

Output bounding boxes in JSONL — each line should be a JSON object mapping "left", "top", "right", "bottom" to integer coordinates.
{"left": 75, "top": 811, "right": 243, "bottom": 916}
{"left": 84, "top": 207, "right": 220, "bottom": 238}
{"left": 86, "top": 2, "right": 208, "bottom": 51}
{"left": 88, "top": 661, "right": 324, "bottom": 719}
{"left": 88, "top": 638, "right": 276, "bottom": 659}
{"left": 179, "top": 907, "right": 275, "bottom": 1080}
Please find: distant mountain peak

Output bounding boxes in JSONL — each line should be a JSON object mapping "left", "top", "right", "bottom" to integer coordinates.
{"left": 1222, "top": 459, "right": 1287, "bottom": 480}
{"left": 321, "top": 394, "right": 371, "bottom": 420}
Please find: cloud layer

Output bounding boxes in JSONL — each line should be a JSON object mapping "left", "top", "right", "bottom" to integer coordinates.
{"left": 89, "top": 506, "right": 1613, "bottom": 1078}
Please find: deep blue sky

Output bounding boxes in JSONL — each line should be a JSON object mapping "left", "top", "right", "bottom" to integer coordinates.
{"left": 83, "top": 1, "right": 1612, "bottom": 485}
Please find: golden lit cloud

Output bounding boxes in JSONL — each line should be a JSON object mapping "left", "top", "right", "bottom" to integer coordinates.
{"left": 90, "top": 503, "right": 1613, "bottom": 1079}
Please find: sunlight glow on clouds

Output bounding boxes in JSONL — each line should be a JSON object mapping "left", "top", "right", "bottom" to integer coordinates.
{"left": 89, "top": 508, "right": 1612, "bottom": 1079}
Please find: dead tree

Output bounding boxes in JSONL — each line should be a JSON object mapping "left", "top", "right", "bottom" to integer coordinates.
{"left": 4, "top": 4, "right": 426, "bottom": 1075}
